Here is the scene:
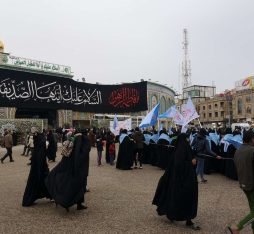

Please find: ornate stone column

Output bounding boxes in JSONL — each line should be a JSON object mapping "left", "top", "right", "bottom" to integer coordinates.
{"left": 57, "top": 110, "right": 73, "bottom": 127}
{"left": 7, "top": 108, "right": 16, "bottom": 119}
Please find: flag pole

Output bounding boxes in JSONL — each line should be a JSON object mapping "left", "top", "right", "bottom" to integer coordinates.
{"left": 197, "top": 118, "right": 202, "bottom": 128}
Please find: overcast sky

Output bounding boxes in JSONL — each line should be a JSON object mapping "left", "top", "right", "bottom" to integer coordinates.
{"left": 1, "top": 0, "right": 253, "bottom": 93}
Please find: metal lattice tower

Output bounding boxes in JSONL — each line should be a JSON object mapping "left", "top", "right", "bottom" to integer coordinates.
{"left": 182, "top": 28, "right": 192, "bottom": 89}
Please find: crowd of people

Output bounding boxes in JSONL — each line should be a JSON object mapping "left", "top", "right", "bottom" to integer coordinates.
{"left": 1, "top": 124, "right": 253, "bottom": 233}
{"left": 114, "top": 126, "right": 241, "bottom": 182}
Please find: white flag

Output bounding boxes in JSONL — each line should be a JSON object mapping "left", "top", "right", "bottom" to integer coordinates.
{"left": 181, "top": 97, "right": 199, "bottom": 126}
{"left": 181, "top": 125, "right": 188, "bottom": 133}
{"left": 110, "top": 118, "right": 132, "bottom": 135}
{"left": 171, "top": 107, "right": 185, "bottom": 126}
{"left": 157, "top": 105, "right": 185, "bottom": 126}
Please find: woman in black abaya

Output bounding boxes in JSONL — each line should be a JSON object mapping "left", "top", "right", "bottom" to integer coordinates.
{"left": 45, "top": 131, "right": 91, "bottom": 211}
{"left": 156, "top": 131, "right": 171, "bottom": 170}
{"left": 47, "top": 130, "right": 57, "bottom": 162}
{"left": 22, "top": 133, "right": 50, "bottom": 207}
{"left": 152, "top": 133, "right": 200, "bottom": 230}
{"left": 225, "top": 144, "right": 238, "bottom": 180}
{"left": 116, "top": 130, "right": 134, "bottom": 170}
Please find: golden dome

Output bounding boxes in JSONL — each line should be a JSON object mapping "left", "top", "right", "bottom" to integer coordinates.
{"left": 0, "top": 40, "right": 4, "bottom": 50}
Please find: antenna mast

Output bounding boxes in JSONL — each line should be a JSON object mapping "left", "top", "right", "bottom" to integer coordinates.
{"left": 182, "top": 28, "right": 191, "bottom": 89}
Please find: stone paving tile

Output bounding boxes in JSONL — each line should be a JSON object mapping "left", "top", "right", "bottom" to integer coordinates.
{"left": 0, "top": 146, "right": 252, "bottom": 233}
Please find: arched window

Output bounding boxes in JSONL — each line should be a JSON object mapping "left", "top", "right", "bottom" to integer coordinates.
{"left": 168, "top": 98, "right": 175, "bottom": 108}
{"left": 160, "top": 96, "right": 166, "bottom": 114}
{"left": 237, "top": 98, "right": 243, "bottom": 114}
{"left": 151, "top": 95, "right": 158, "bottom": 110}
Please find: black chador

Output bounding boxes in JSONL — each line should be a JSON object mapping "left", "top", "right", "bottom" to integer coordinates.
{"left": 116, "top": 130, "right": 134, "bottom": 170}
{"left": 156, "top": 132, "right": 171, "bottom": 169}
{"left": 153, "top": 134, "right": 199, "bottom": 228}
{"left": 47, "top": 130, "right": 57, "bottom": 162}
{"left": 45, "top": 132, "right": 91, "bottom": 211}
{"left": 225, "top": 144, "right": 238, "bottom": 180}
{"left": 22, "top": 133, "right": 50, "bottom": 207}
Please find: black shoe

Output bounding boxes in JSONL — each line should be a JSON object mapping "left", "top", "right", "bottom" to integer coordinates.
{"left": 186, "top": 220, "right": 194, "bottom": 226}
{"left": 186, "top": 220, "right": 201, "bottom": 230}
{"left": 77, "top": 204, "right": 87, "bottom": 210}
{"left": 0, "top": 159, "right": 3, "bottom": 164}
{"left": 10, "top": 160, "right": 14, "bottom": 163}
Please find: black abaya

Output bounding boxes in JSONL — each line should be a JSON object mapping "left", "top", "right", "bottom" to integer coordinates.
{"left": 22, "top": 133, "right": 50, "bottom": 207}
{"left": 142, "top": 143, "right": 150, "bottom": 164}
{"left": 225, "top": 145, "right": 238, "bottom": 180}
{"left": 218, "top": 143, "right": 227, "bottom": 174}
{"left": 204, "top": 141, "right": 220, "bottom": 174}
{"left": 156, "top": 139, "right": 170, "bottom": 169}
{"left": 45, "top": 134, "right": 91, "bottom": 209}
{"left": 47, "top": 132, "right": 57, "bottom": 161}
{"left": 150, "top": 140, "right": 158, "bottom": 166}
{"left": 116, "top": 137, "right": 134, "bottom": 170}
{"left": 153, "top": 134, "right": 198, "bottom": 221}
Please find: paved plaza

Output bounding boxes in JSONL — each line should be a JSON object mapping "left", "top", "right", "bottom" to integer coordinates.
{"left": 0, "top": 145, "right": 252, "bottom": 234}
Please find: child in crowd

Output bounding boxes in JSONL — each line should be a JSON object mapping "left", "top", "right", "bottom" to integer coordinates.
{"left": 109, "top": 142, "right": 115, "bottom": 166}
{"left": 96, "top": 137, "right": 103, "bottom": 166}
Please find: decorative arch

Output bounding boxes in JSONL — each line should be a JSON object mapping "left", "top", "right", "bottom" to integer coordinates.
{"left": 150, "top": 94, "right": 158, "bottom": 110}
{"left": 160, "top": 96, "right": 167, "bottom": 114}
{"left": 168, "top": 97, "right": 175, "bottom": 108}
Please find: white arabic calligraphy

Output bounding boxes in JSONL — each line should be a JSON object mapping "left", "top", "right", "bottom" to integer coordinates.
{"left": 0, "top": 78, "right": 102, "bottom": 106}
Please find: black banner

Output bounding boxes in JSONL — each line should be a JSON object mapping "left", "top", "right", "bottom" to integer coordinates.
{"left": 0, "top": 68, "right": 148, "bottom": 113}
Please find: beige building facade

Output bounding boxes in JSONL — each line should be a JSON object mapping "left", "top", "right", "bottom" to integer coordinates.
{"left": 198, "top": 89, "right": 254, "bottom": 127}
{"left": 232, "top": 89, "right": 254, "bottom": 123}
{"left": 198, "top": 94, "right": 233, "bottom": 127}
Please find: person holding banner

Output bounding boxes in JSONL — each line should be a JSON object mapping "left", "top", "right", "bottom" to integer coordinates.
{"left": 192, "top": 129, "right": 221, "bottom": 183}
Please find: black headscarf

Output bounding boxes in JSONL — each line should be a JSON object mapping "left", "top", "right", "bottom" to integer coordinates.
{"left": 174, "top": 133, "right": 192, "bottom": 167}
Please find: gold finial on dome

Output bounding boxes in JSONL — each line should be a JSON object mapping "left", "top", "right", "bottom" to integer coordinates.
{"left": 0, "top": 40, "right": 4, "bottom": 52}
